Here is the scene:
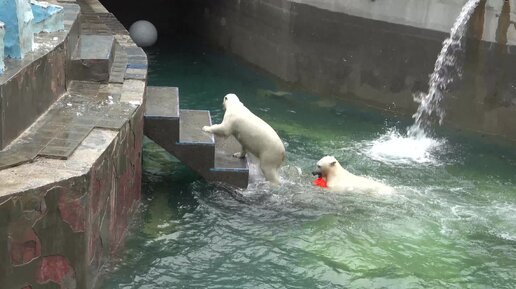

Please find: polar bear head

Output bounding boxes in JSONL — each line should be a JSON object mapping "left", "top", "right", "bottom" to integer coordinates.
{"left": 313, "top": 156, "right": 340, "bottom": 178}
{"left": 223, "top": 93, "right": 243, "bottom": 110}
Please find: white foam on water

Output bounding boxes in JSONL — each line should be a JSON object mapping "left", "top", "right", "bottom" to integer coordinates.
{"left": 366, "top": 128, "right": 446, "bottom": 165}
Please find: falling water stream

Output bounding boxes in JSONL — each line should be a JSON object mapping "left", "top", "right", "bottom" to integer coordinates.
{"left": 370, "top": 0, "right": 481, "bottom": 164}
{"left": 409, "top": 0, "right": 481, "bottom": 135}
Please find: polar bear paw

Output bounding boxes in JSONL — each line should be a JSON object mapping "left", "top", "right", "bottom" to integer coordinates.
{"left": 202, "top": 126, "right": 211, "bottom": 133}
{"left": 232, "top": 152, "right": 246, "bottom": 159}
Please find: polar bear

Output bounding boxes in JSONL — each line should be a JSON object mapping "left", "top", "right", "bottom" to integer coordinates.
{"left": 313, "top": 156, "right": 393, "bottom": 194}
{"left": 202, "top": 93, "right": 285, "bottom": 184}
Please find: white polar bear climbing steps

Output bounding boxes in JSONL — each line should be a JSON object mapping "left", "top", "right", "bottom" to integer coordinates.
{"left": 314, "top": 156, "right": 393, "bottom": 194}
{"left": 202, "top": 93, "right": 285, "bottom": 184}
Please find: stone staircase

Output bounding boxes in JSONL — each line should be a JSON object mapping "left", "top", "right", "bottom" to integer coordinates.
{"left": 0, "top": 2, "right": 248, "bottom": 189}
{"left": 144, "top": 86, "right": 249, "bottom": 189}
{"left": 0, "top": 6, "right": 144, "bottom": 168}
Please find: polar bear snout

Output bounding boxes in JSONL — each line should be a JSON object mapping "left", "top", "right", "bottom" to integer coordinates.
{"left": 311, "top": 170, "right": 322, "bottom": 178}
{"left": 315, "top": 156, "right": 338, "bottom": 177}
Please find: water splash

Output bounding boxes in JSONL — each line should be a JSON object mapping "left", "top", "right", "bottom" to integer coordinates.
{"left": 369, "top": 0, "right": 480, "bottom": 164}
{"left": 409, "top": 0, "right": 481, "bottom": 136}
{"left": 367, "top": 127, "right": 445, "bottom": 165}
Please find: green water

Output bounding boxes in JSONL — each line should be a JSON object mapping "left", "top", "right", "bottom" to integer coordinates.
{"left": 103, "top": 39, "right": 516, "bottom": 288}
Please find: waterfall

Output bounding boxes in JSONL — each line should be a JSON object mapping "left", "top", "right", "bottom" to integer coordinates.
{"left": 367, "top": 0, "right": 481, "bottom": 165}
{"left": 408, "top": 0, "right": 481, "bottom": 136}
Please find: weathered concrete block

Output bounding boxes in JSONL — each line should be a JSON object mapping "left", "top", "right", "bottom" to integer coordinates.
{"left": 31, "top": 0, "right": 65, "bottom": 33}
{"left": 70, "top": 35, "right": 115, "bottom": 82}
{"left": 0, "top": 21, "right": 4, "bottom": 73}
{"left": 0, "top": 0, "right": 34, "bottom": 59}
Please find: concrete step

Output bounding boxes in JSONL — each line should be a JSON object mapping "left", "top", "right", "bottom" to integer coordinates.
{"left": 143, "top": 88, "right": 215, "bottom": 177}
{"left": 179, "top": 110, "right": 214, "bottom": 144}
{"left": 144, "top": 86, "right": 180, "bottom": 152}
{"left": 70, "top": 34, "right": 116, "bottom": 82}
{"left": 145, "top": 86, "right": 179, "bottom": 118}
{"left": 108, "top": 42, "right": 127, "bottom": 83}
{"left": 174, "top": 109, "right": 216, "bottom": 174}
{"left": 143, "top": 86, "right": 249, "bottom": 188}
{"left": 207, "top": 135, "right": 249, "bottom": 188}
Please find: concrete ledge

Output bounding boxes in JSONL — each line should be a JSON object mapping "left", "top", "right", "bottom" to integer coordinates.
{"left": 0, "top": 109, "right": 144, "bottom": 288}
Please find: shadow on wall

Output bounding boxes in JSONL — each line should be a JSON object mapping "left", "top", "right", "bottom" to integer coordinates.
{"left": 98, "top": 0, "right": 185, "bottom": 36}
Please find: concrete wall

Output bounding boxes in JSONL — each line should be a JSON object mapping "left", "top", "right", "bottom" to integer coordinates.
{"left": 291, "top": 0, "right": 516, "bottom": 45}
{"left": 185, "top": 0, "right": 516, "bottom": 142}
{"left": 0, "top": 110, "right": 143, "bottom": 288}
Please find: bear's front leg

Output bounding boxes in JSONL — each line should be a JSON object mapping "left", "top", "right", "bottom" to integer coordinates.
{"left": 202, "top": 123, "right": 230, "bottom": 137}
{"left": 202, "top": 125, "right": 213, "bottom": 133}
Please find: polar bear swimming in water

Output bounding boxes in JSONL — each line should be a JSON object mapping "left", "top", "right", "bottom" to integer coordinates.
{"left": 202, "top": 93, "right": 286, "bottom": 184}
{"left": 313, "top": 156, "right": 393, "bottom": 194}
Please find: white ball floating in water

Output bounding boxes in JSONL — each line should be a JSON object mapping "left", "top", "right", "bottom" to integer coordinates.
{"left": 129, "top": 20, "right": 158, "bottom": 47}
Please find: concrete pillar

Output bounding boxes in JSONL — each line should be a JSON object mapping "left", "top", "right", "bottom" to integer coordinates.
{"left": 0, "top": 0, "right": 34, "bottom": 59}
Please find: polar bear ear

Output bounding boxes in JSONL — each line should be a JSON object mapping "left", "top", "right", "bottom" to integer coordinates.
{"left": 330, "top": 161, "right": 337, "bottom": 167}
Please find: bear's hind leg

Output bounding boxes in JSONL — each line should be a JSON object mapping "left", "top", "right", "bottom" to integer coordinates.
{"left": 260, "top": 163, "right": 281, "bottom": 185}
{"left": 233, "top": 148, "right": 247, "bottom": 159}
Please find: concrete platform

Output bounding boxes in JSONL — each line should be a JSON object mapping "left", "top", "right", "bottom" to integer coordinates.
{"left": 145, "top": 86, "right": 179, "bottom": 118}
{"left": 70, "top": 34, "right": 116, "bottom": 82}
